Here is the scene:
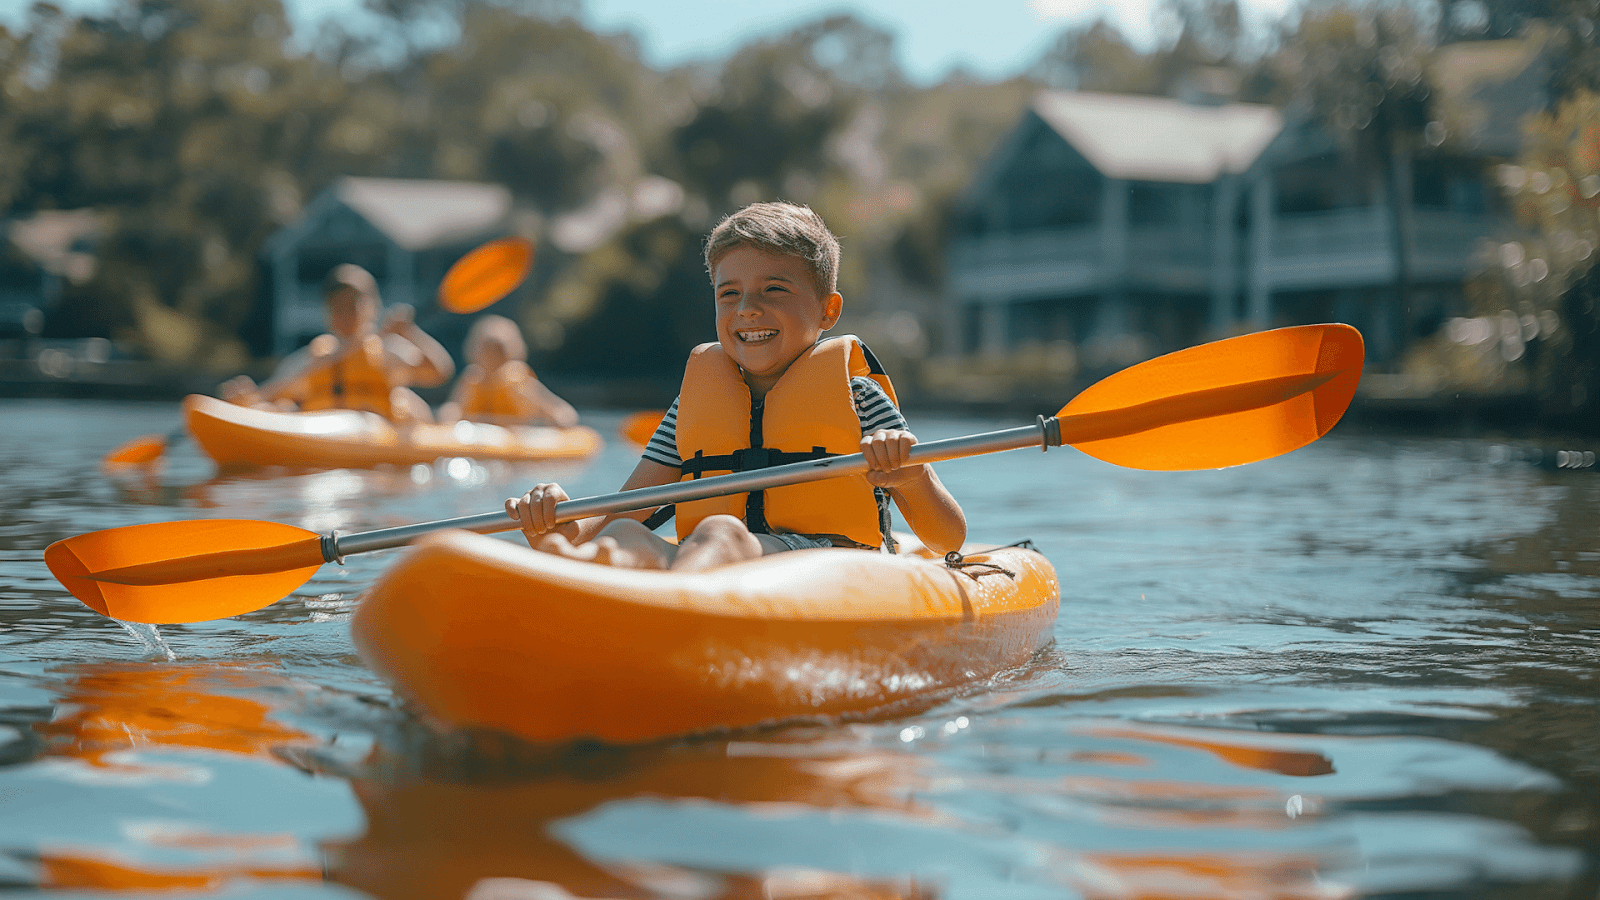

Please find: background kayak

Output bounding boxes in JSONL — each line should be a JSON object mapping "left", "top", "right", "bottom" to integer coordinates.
{"left": 183, "top": 393, "right": 603, "bottom": 469}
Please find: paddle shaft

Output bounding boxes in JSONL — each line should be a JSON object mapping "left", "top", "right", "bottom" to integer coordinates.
{"left": 331, "top": 365, "right": 1336, "bottom": 558}
{"left": 329, "top": 418, "right": 1059, "bottom": 558}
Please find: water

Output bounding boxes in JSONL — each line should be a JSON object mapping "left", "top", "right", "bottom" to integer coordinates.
{"left": 1, "top": 397, "right": 1596, "bottom": 899}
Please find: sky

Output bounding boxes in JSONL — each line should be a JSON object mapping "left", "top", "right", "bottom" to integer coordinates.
{"left": 0, "top": 0, "right": 1300, "bottom": 85}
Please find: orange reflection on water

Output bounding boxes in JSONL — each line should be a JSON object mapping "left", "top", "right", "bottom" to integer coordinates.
{"left": 33, "top": 662, "right": 317, "bottom": 771}
{"left": 1060, "top": 849, "right": 1353, "bottom": 900}
{"left": 30, "top": 662, "right": 936, "bottom": 898}
{"left": 1087, "top": 723, "right": 1336, "bottom": 777}
{"left": 326, "top": 742, "right": 942, "bottom": 900}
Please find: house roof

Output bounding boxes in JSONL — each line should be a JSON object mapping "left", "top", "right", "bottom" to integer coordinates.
{"left": 329, "top": 176, "right": 513, "bottom": 250}
{"left": 1429, "top": 28, "right": 1549, "bottom": 157}
{"left": 5, "top": 209, "right": 102, "bottom": 283}
{"left": 1031, "top": 90, "right": 1284, "bottom": 183}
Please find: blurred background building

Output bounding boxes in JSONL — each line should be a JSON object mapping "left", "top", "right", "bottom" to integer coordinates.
{"left": 0, "top": 0, "right": 1595, "bottom": 428}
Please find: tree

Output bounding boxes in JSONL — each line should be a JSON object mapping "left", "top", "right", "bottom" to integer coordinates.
{"left": 1032, "top": 19, "right": 1161, "bottom": 94}
{"left": 1468, "top": 90, "right": 1600, "bottom": 427}
{"left": 1271, "top": 3, "right": 1436, "bottom": 359}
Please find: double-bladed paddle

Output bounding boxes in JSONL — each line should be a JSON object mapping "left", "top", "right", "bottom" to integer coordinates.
{"left": 99, "top": 236, "right": 539, "bottom": 469}
{"left": 51, "top": 323, "right": 1363, "bottom": 624}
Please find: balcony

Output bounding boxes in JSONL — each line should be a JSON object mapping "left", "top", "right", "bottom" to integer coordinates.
{"left": 1262, "top": 207, "right": 1503, "bottom": 291}
{"left": 948, "top": 224, "right": 1214, "bottom": 300}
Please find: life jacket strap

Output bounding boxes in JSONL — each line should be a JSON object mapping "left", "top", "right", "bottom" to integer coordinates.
{"left": 679, "top": 446, "right": 833, "bottom": 477}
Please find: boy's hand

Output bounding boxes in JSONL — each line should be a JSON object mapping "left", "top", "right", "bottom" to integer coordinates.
{"left": 861, "top": 429, "right": 926, "bottom": 489}
{"left": 381, "top": 303, "right": 416, "bottom": 332}
{"left": 506, "top": 482, "right": 581, "bottom": 543}
{"left": 220, "top": 375, "right": 259, "bottom": 405}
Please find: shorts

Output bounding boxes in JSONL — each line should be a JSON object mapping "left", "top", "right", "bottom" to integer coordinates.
{"left": 767, "top": 531, "right": 834, "bottom": 552}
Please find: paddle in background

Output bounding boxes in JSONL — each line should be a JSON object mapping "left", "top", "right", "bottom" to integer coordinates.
{"left": 52, "top": 323, "right": 1364, "bottom": 624}
{"left": 619, "top": 410, "right": 666, "bottom": 448}
{"left": 435, "top": 236, "right": 536, "bottom": 315}
{"left": 99, "top": 237, "right": 539, "bottom": 470}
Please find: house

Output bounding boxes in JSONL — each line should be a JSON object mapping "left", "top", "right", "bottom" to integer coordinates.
{"left": 256, "top": 177, "right": 516, "bottom": 356}
{"left": 944, "top": 38, "right": 1544, "bottom": 390}
{"left": 945, "top": 91, "right": 1282, "bottom": 376}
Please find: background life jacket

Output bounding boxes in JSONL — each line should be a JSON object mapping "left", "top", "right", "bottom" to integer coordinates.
{"left": 455, "top": 361, "right": 538, "bottom": 421}
{"left": 673, "top": 335, "right": 897, "bottom": 548}
{"left": 299, "top": 334, "right": 395, "bottom": 418}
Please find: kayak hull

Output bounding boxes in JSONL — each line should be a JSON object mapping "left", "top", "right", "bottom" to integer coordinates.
{"left": 351, "top": 530, "right": 1060, "bottom": 744}
{"left": 182, "top": 394, "right": 602, "bottom": 469}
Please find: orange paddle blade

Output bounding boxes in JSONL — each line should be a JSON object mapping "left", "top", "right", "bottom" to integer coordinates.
{"left": 438, "top": 236, "right": 535, "bottom": 314}
{"left": 619, "top": 410, "right": 666, "bottom": 447}
{"left": 1057, "top": 323, "right": 1363, "bottom": 470}
{"left": 104, "top": 433, "right": 170, "bottom": 467}
{"left": 45, "top": 520, "right": 324, "bottom": 624}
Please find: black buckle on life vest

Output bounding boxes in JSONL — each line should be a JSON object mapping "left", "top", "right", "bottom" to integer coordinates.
{"left": 732, "top": 447, "right": 773, "bottom": 470}
{"left": 680, "top": 446, "right": 832, "bottom": 477}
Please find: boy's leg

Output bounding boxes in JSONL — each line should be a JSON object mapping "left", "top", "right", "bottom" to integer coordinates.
{"left": 389, "top": 387, "right": 435, "bottom": 424}
{"left": 672, "top": 514, "right": 768, "bottom": 571}
{"left": 533, "top": 518, "right": 679, "bottom": 570}
{"left": 529, "top": 514, "right": 774, "bottom": 571}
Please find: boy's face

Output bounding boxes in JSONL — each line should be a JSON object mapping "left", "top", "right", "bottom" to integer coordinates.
{"left": 712, "top": 244, "right": 841, "bottom": 395}
{"left": 476, "top": 338, "right": 510, "bottom": 372}
{"left": 325, "top": 288, "right": 377, "bottom": 339}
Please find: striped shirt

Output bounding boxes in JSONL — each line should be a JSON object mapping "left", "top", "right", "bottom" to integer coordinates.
{"left": 640, "top": 376, "right": 906, "bottom": 468}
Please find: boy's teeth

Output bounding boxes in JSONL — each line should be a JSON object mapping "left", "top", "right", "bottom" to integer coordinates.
{"left": 739, "top": 329, "right": 777, "bottom": 342}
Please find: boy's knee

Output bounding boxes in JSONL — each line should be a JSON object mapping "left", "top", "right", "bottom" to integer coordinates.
{"left": 690, "top": 514, "right": 748, "bottom": 537}
{"left": 687, "top": 515, "right": 760, "bottom": 549}
{"left": 390, "top": 388, "right": 433, "bottom": 424}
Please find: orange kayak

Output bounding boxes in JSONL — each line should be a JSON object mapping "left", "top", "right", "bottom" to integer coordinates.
{"left": 182, "top": 394, "right": 602, "bottom": 469}
{"left": 351, "top": 530, "right": 1060, "bottom": 744}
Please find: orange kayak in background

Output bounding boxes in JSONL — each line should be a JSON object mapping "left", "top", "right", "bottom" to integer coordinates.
{"left": 351, "top": 530, "right": 1059, "bottom": 745}
{"left": 182, "top": 394, "right": 602, "bottom": 469}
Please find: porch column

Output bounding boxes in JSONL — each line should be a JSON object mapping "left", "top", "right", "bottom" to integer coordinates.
{"left": 1098, "top": 178, "right": 1129, "bottom": 342}
{"left": 1246, "top": 174, "right": 1274, "bottom": 329}
{"left": 980, "top": 298, "right": 1010, "bottom": 356}
{"left": 1209, "top": 176, "right": 1239, "bottom": 336}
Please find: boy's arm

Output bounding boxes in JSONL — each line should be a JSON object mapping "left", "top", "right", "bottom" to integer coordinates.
{"left": 515, "top": 376, "right": 580, "bottom": 427}
{"left": 435, "top": 367, "right": 478, "bottom": 424}
{"left": 228, "top": 344, "right": 319, "bottom": 406}
{"left": 863, "top": 430, "right": 967, "bottom": 556}
{"left": 381, "top": 305, "right": 455, "bottom": 388}
{"left": 507, "top": 457, "right": 680, "bottom": 547}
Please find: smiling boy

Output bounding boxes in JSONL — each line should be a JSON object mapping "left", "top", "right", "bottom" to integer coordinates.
{"left": 506, "top": 201, "right": 964, "bottom": 570}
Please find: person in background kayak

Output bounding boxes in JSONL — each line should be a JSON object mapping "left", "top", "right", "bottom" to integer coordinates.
{"left": 220, "top": 264, "right": 454, "bottom": 423}
{"left": 506, "top": 201, "right": 965, "bottom": 570}
{"left": 438, "top": 314, "right": 578, "bottom": 428}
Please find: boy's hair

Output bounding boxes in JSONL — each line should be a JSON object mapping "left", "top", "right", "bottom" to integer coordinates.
{"left": 323, "top": 264, "right": 379, "bottom": 303}
{"left": 703, "top": 202, "right": 840, "bottom": 295}
{"left": 464, "top": 314, "right": 527, "bottom": 363}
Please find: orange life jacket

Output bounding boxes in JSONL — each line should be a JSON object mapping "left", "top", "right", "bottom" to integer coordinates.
{"left": 299, "top": 334, "right": 395, "bottom": 418}
{"left": 673, "top": 335, "right": 898, "bottom": 548}
{"left": 455, "top": 361, "right": 538, "bottom": 422}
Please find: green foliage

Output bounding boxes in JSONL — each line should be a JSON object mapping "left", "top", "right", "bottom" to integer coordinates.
{"left": 1469, "top": 90, "right": 1600, "bottom": 426}
{"left": 1272, "top": 2, "right": 1435, "bottom": 154}
{"left": 1033, "top": 20, "right": 1162, "bottom": 94}
{"left": 2, "top": 0, "right": 1592, "bottom": 411}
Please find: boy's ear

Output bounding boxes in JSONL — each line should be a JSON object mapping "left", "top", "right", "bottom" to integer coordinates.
{"left": 821, "top": 292, "right": 843, "bottom": 331}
